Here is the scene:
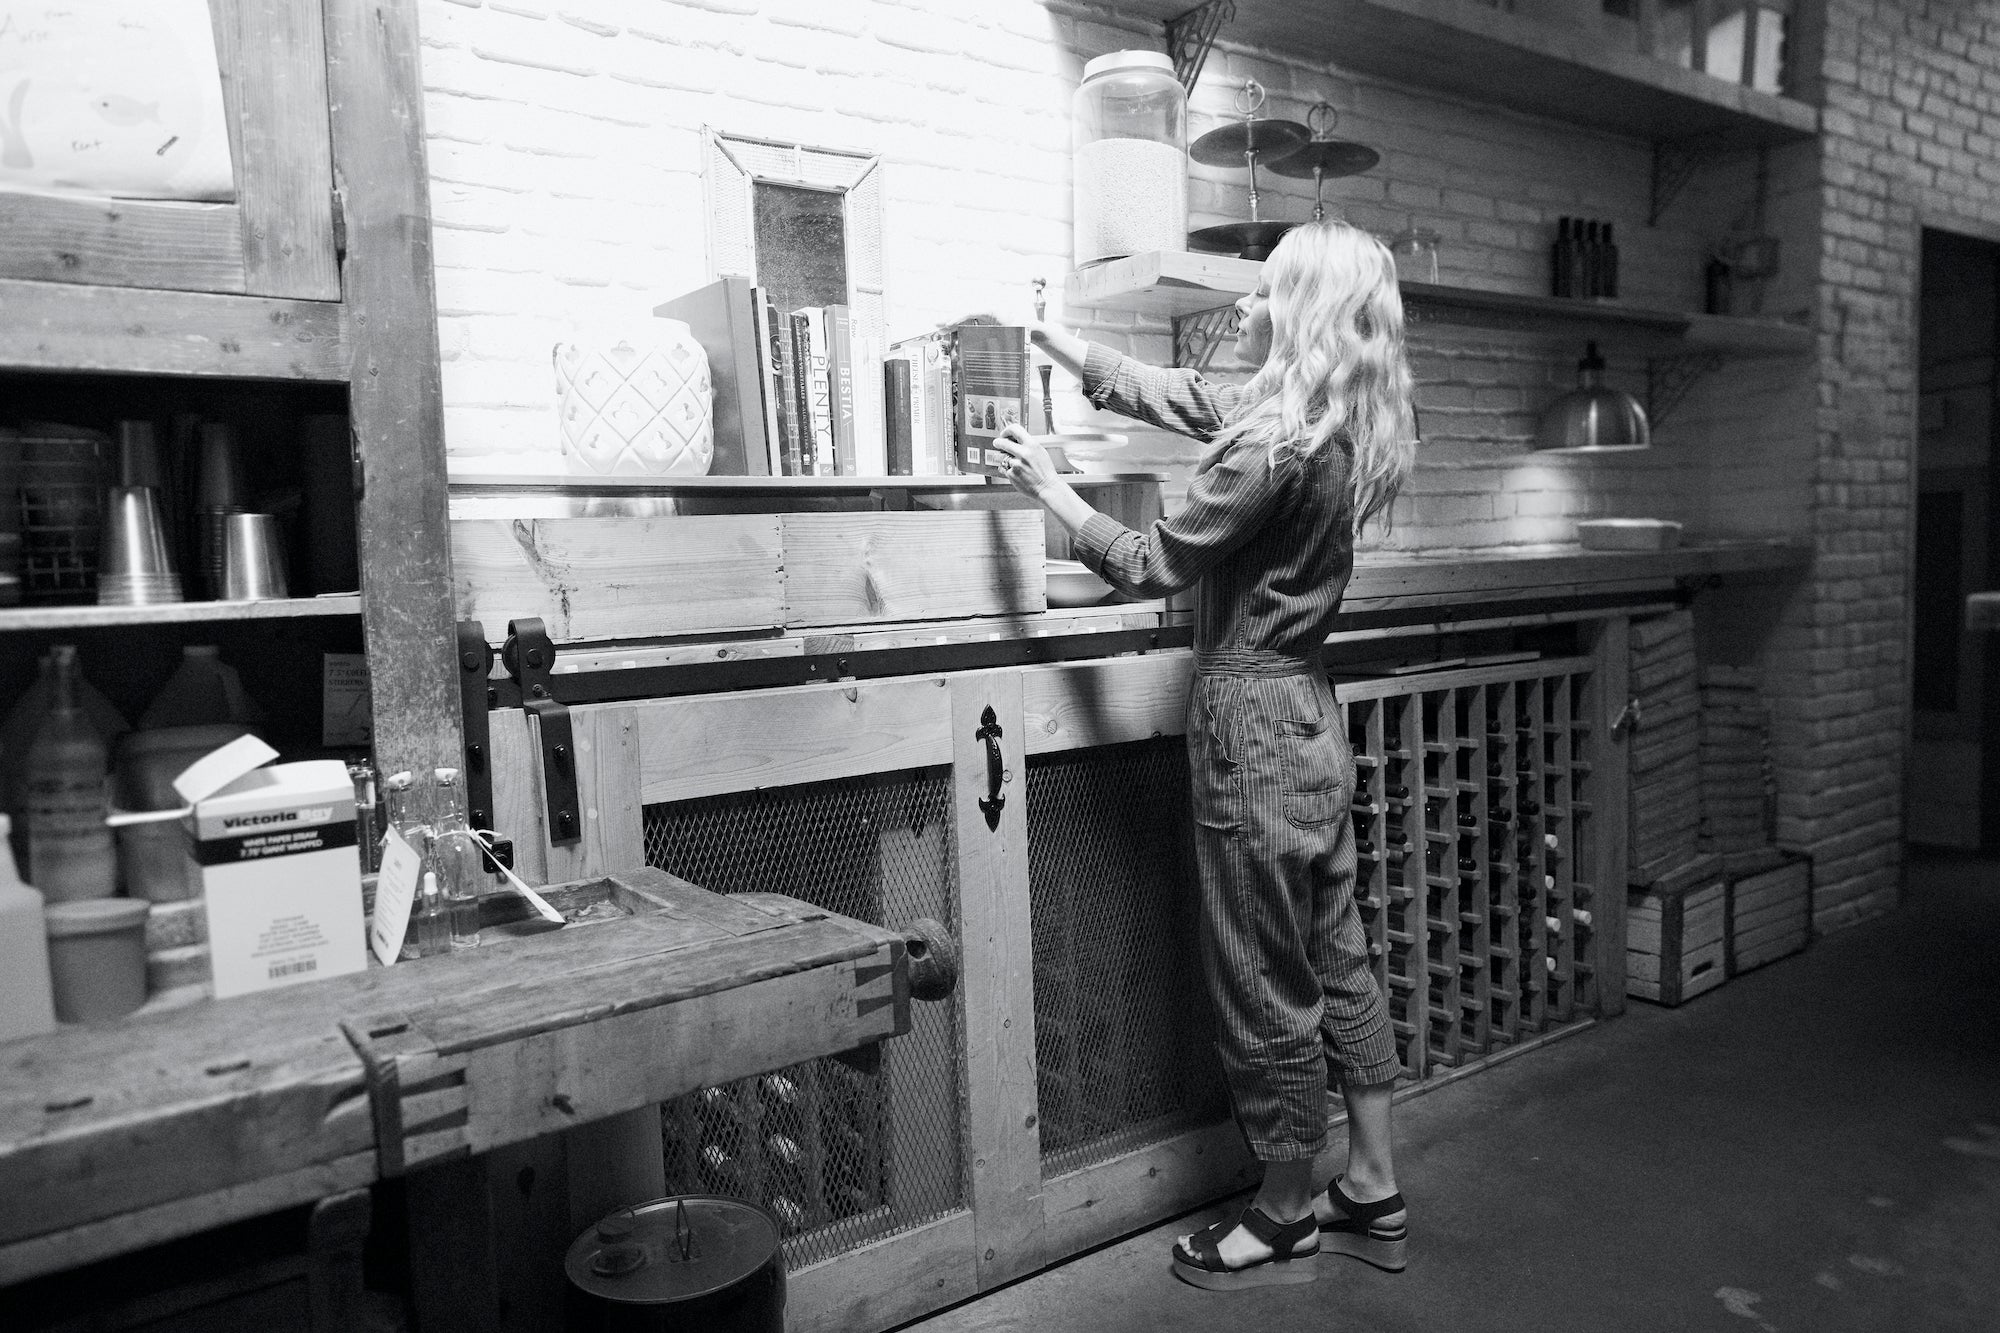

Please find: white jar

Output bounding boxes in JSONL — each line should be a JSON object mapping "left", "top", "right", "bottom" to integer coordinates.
{"left": 1072, "top": 51, "right": 1188, "bottom": 267}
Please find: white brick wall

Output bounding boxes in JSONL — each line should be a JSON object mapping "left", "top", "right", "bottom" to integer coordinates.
{"left": 424, "top": 1, "right": 1965, "bottom": 930}
{"left": 419, "top": 0, "right": 1808, "bottom": 553}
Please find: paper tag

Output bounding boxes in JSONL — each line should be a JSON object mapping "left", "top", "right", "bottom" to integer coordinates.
{"left": 370, "top": 825, "right": 421, "bottom": 966}
{"left": 322, "top": 654, "right": 373, "bottom": 747}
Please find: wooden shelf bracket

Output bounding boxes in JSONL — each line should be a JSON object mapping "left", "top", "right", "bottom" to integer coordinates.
{"left": 1166, "top": 0, "right": 1235, "bottom": 95}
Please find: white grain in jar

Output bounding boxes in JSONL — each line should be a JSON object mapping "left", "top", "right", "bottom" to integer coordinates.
{"left": 1073, "top": 137, "right": 1188, "bottom": 266}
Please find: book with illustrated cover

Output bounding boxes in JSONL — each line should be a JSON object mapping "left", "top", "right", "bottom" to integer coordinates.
{"left": 951, "top": 324, "right": 1029, "bottom": 477}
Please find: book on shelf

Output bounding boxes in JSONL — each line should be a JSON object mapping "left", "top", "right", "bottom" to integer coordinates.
{"left": 884, "top": 356, "right": 913, "bottom": 476}
{"left": 825, "top": 304, "right": 858, "bottom": 476}
{"left": 853, "top": 331, "right": 886, "bottom": 476}
{"left": 794, "top": 308, "right": 835, "bottom": 476}
{"left": 651, "top": 276, "right": 771, "bottom": 475}
{"left": 749, "top": 286, "right": 784, "bottom": 475}
{"left": 766, "top": 295, "right": 804, "bottom": 476}
{"left": 889, "top": 335, "right": 952, "bottom": 475}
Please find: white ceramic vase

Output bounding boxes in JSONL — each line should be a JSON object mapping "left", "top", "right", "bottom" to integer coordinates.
{"left": 553, "top": 321, "right": 714, "bottom": 476}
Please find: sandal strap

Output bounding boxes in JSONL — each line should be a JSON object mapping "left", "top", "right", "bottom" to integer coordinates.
{"left": 1238, "top": 1205, "right": 1319, "bottom": 1251}
{"left": 1328, "top": 1176, "right": 1405, "bottom": 1223}
{"left": 1179, "top": 1218, "right": 1232, "bottom": 1271}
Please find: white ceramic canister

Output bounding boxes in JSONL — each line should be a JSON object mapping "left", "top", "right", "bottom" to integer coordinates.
{"left": 553, "top": 322, "right": 715, "bottom": 476}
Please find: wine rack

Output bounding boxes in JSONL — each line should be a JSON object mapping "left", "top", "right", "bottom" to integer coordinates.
{"left": 1340, "top": 656, "right": 1604, "bottom": 1078}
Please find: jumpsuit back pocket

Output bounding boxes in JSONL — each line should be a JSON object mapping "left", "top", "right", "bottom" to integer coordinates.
{"left": 1279, "top": 711, "right": 1344, "bottom": 828}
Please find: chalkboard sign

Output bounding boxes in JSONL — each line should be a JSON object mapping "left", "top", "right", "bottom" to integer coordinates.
{"left": 754, "top": 180, "right": 849, "bottom": 317}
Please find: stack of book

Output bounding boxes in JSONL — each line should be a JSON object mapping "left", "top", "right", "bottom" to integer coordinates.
{"left": 656, "top": 278, "right": 967, "bottom": 478}
{"left": 1627, "top": 610, "right": 1702, "bottom": 883}
{"left": 1697, "top": 665, "right": 1772, "bottom": 857}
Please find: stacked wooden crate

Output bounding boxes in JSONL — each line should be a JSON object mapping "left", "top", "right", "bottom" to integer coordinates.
{"left": 1627, "top": 611, "right": 1701, "bottom": 881}
{"left": 1626, "top": 853, "right": 1728, "bottom": 1005}
{"left": 1698, "top": 665, "right": 1771, "bottom": 856}
{"left": 1726, "top": 848, "right": 1812, "bottom": 976}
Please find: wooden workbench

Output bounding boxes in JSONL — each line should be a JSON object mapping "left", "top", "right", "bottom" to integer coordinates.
{"left": 0, "top": 870, "right": 909, "bottom": 1289}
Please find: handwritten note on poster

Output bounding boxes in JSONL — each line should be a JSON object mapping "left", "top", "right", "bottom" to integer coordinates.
{"left": 0, "top": 1, "right": 234, "bottom": 200}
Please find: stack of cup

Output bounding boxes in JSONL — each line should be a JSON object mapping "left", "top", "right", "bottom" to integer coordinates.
{"left": 196, "top": 423, "right": 245, "bottom": 600}
{"left": 219, "top": 513, "right": 289, "bottom": 600}
{"left": 97, "top": 422, "right": 182, "bottom": 606}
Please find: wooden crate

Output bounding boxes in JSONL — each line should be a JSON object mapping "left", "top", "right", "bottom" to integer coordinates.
{"left": 1726, "top": 848, "right": 1811, "bottom": 975}
{"left": 1626, "top": 855, "right": 1728, "bottom": 1005}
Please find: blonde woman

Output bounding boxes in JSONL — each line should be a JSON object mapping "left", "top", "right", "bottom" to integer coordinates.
{"left": 991, "top": 221, "right": 1419, "bottom": 1291}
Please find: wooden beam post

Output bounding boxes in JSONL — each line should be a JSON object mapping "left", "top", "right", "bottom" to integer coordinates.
{"left": 323, "top": 0, "right": 461, "bottom": 783}
{"left": 1582, "top": 615, "right": 1632, "bottom": 1017}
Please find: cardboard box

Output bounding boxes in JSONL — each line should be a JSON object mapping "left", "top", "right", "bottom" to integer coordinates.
{"left": 178, "top": 738, "right": 366, "bottom": 999}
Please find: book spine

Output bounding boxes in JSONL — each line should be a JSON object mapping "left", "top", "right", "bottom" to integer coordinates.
{"left": 924, "top": 342, "right": 952, "bottom": 474}
{"left": 854, "top": 334, "right": 884, "bottom": 476}
{"left": 902, "top": 343, "right": 929, "bottom": 474}
{"left": 790, "top": 311, "right": 823, "bottom": 476}
{"left": 800, "top": 309, "right": 836, "bottom": 476}
{"left": 826, "top": 305, "right": 857, "bottom": 476}
{"left": 885, "top": 357, "right": 913, "bottom": 476}
{"left": 749, "top": 289, "right": 782, "bottom": 476}
{"left": 770, "top": 300, "right": 803, "bottom": 476}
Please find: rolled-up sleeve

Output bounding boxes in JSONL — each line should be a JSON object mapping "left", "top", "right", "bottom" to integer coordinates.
{"left": 1081, "top": 344, "right": 1243, "bottom": 443}
{"left": 1070, "top": 439, "right": 1288, "bottom": 598}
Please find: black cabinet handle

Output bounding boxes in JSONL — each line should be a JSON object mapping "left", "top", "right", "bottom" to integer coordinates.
{"left": 976, "top": 704, "right": 1005, "bottom": 830}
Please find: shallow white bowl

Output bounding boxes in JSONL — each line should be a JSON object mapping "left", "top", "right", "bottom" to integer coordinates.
{"left": 1044, "top": 560, "right": 1115, "bottom": 608}
{"left": 1576, "top": 518, "right": 1684, "bottom": 551}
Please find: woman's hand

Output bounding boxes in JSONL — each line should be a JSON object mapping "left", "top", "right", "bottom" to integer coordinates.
{"left": 989, "top": 425, "right": 1060, "bottom": 500}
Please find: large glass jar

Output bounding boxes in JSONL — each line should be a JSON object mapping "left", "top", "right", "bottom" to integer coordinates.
{"left": 1071, "top": 50, "right": 1187, "bottom": 267}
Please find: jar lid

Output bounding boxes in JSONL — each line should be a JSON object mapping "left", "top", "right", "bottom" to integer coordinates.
{"left": 46, "top": 898, "right": 151, "bottom": 936}
{"left": 1083, "top": 50, "right": 1174, "bottom": 81}
{"left": 564, "top": 1197, "right": 780, "bottom": 1305}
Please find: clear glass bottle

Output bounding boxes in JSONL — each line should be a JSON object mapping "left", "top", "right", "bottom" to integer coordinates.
{"left": 380, "top": 771, "right": 444, "bottom": 960}
{"left": 431, "top": 767, "right": 482, "bottom": 951}
{"left": 23, "top": 646, "right": 115, "bottom": 901}
{"left": 1072, "top": 50, "right": 1188, "bottom": 267}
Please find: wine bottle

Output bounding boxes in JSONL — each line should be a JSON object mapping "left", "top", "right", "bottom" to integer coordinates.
{"left": 1580, "top": 221, "right": 1601, "bottom": 298}
{"left": 1601, "top": 222, "right": 1619, "bottom": 298}
{"left": 1551, "top": 217, "right": 1574, "bottom": 298}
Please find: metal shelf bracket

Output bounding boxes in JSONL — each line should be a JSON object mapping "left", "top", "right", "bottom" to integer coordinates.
{"left": 1645, "top": 350, "right": 1725, "bottom": 429}
{"left": 1173, "top": 305, "right": 1239, "bottom": 372}
{"left": 1166, "top": 0, "right": 1235, "bottom": 95}
{"left": 1650, "top": 140, "right": 1702, "bottom": 225}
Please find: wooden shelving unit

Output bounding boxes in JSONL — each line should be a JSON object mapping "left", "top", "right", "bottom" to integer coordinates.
{"left": 0, "top": 596, "right": 361, "bottom": 633}
{"left": 1128, "top": 0, "right": 1818, "bottom": 146}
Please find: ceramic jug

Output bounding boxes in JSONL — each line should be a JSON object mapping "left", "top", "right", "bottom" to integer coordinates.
{"left": 553, "top": 321, "right": 714, "bottom": 476}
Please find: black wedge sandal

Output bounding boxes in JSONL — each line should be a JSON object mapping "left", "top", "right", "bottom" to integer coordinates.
{"left": 1170, "top": 1205, "right": 1320, "bottom": 1291}
{"left": 1318, "top": 1176, "right": 1408, "bottom": 1272}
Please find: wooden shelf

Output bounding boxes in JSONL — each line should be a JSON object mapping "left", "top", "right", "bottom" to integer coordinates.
{"left": 0, "top": 279, "right": 349, "bottom": 382}
{"left": 0, "top": 595, "right": 361, "bottom": 633}
{"left": 1067, "top": 253, "right": 1814, "bottom": 357}
{"left": 1121, "top": 0, "right": 1818, "bottom": 147}
{"left": 448, "top": 471, "right": 1165, "bottom": 493}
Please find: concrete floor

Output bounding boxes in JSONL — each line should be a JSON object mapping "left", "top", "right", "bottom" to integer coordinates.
{"left": 901, "top": 848, "right": 2000, "bottom": 1333}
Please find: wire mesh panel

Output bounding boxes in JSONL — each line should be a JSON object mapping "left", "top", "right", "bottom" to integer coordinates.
{"left": 642, "top": 767, "right": 965, "bottom": 1269}
{"left": 1025, "top": 737, "right": 1228, "bottom": 1177}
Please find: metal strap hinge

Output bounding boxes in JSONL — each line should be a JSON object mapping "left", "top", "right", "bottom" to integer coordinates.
{"left": 502, "top": 617, "right": 581, "bottom": 847}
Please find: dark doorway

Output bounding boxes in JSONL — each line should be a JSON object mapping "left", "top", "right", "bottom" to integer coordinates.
{"left": 1911, "top": 229, "right": 2000, "bottom": 848}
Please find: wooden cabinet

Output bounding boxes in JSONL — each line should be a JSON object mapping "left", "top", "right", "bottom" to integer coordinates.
{"left": 490, "top": 627, "right": 1632, "bottom": 1333}
{"left": 0, "top": 0, "right": 458, "bottom": 781}
{"left": 0, "top": 0, "right": 340, "bottom": 301}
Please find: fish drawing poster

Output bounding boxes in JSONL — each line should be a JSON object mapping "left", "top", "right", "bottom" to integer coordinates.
{"left": 0, "top": 1, "right": 234, "bottom": 201}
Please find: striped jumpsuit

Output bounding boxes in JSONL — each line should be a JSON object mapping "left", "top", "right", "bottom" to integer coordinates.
{"left": 1070, "top": 345, "right": 1402, "bottom": 1162}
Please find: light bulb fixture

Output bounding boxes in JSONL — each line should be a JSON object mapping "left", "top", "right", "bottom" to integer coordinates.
{"left": 1534, "top": 341, "right": 1650, "bottom": 453}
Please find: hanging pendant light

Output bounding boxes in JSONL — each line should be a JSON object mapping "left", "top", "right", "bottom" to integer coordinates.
{"left": 1534, "top": 341, "right": 1650, "bottom": 452}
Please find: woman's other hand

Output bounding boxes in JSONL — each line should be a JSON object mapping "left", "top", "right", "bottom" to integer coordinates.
{"left": 990, "top": 426, "right": 1060, "bottom": 500}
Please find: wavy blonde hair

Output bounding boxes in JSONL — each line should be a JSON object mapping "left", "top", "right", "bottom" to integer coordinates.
{"left": 1208, "top": 221, "right": 1419, "bottom": 533}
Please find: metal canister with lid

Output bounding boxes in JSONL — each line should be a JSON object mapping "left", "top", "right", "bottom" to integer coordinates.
{"left": 565, "top": 1196, "right": 785, "bottom": 1332}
